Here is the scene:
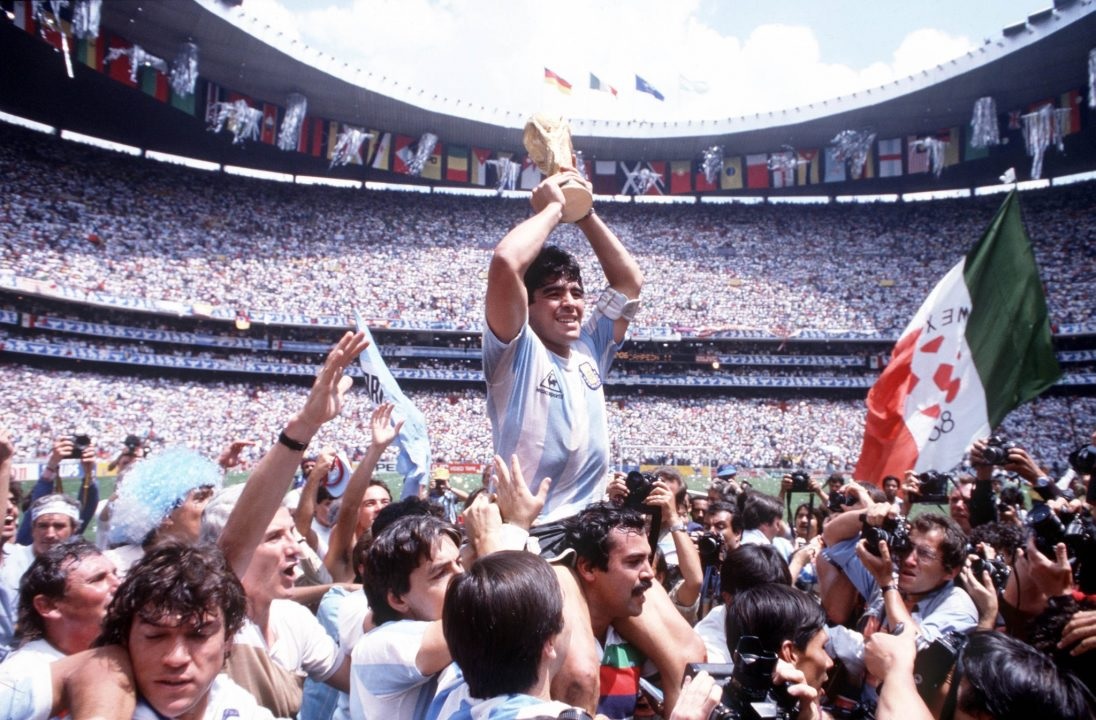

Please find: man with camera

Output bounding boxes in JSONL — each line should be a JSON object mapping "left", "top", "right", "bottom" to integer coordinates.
{"left": 17, "top": 436, "right": 98, "bottom": 544}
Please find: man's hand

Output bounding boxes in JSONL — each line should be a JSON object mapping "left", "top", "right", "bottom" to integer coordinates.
{"left": 292, "top": 331, "right": 370, "bottom": 437}
{"left": 369, "top": 402, "right": 403, "bottom": 449}
{"left": 48, "top": 436, "right": 73, "bottom": 469}
{"left": 957, "top": 551, "right": 999, "bottom": 629}
{"left": 529, "top": 172, "right": 570, "bottom": 214}
{"left": 644, "top": 480, "right": 680, "bottom": 528}
{"left": 772, "top": 660, "right": 821, "bottom": 720}
{"left": 0, "top": 430, "right": 13, "bottom": 464}
{"left": 1024, "top": 535, "right": 1074, "bottom": 598}
{"left": 607, "top": 471, "right": 628, "bottom": 505}
{"left": 1004, "top": 446, "right": 1043, "bottom": 484}
{"left": 1060, "top": 609, "right": 1096, "bottom": 656}
{"left": 668, "top": 671, "right": 723, "bottom": 720}
{"left": 864, "top": 626, "right": 917, "bottom": 679}
{"left": 462, "top": 491, "right": 504, "bottom": 559}
{"left": 493, "top": 454, "right": 549, "bottom": 530}
{"left": 217, "top": 439, "right": 256, "bottom": 470}
{"left": 855, "top": 535, "right": 896, "bottom": 588}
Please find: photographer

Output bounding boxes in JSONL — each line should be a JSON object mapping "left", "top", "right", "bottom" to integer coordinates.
{"left": 17, "top": 436, "right": 98, "bottom": 543}
{"left": 969, "top": 436, "right": 1057, "bottom": 529}
{"left": 646, "top": 480, "right": 704, "bottom": 624}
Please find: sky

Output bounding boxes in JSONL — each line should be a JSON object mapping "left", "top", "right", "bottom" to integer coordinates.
{"left": 242, "top": 0, "right": 1046, "bottom": 123}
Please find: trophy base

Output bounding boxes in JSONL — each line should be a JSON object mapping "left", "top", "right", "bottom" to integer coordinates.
{"left": 560, "top": 182, "right": 594, "bottom": 223}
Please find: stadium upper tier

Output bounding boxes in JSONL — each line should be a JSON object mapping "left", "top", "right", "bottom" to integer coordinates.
{"left": 0, "top": 123, "right": 1092, "bottom": 339}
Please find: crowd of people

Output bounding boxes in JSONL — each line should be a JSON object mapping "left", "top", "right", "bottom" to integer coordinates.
{"left": 1, "top": 122, "right": 1094, "bottom": 337}
{"left": 2, "top": 364, "right": 1093, "bottom": 477}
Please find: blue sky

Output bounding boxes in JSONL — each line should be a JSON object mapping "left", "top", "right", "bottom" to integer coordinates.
{"left": 245, "top": 0, "right": 1045, "bottom": 122}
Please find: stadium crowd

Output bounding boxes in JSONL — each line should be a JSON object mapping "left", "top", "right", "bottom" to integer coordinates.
{"left": 1, "top": 123, "right": 1094, "bottom": 337}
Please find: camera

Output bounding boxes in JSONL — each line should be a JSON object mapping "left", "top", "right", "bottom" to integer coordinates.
{"left": 913, "top": 471, "right": 951, "bottom": 504}
{"left": 686, "top": 636, "right": 798, "bottom": 720}
{"left": 1027, "top": 502, "right": 1067, "bottom": 559}
{"left": 69, "top": 434, "right": 91, "bottom": 459}
{"left": 1069, "top": 444, "right": 1096, "bottom": 476}
{"left": 828, "top": 491, "right": 855, "bottom": 513}
{"left": 861, "top": 516, "right": 912, "bottom": 558}
{"left": 981, "top": 435, "right": 1017, "bottom": 466}
{"left": 691, "top": 529, "right": 725, "bottom": 567}
{"left": 624, "top": 471, "right": 657, "bottom": 511}
{"left": 789, "top": 472, "right": 811, "bottom": 493}
{"left": 913, "top": 630, "right": 968, "bottom": 701}
{"left": 967, "top": 544, "right": 1010, "bottom": 596}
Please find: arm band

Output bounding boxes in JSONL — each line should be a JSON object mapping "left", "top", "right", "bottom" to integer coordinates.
{"left": 595, "top": 287, "right": 642, "bottom": 322}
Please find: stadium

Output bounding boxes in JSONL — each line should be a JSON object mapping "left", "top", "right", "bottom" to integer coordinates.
{"left": 1, "top": 0, "right": 1094, "bottom": 494}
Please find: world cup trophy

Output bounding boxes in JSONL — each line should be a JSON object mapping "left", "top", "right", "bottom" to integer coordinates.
{"left": 522, "top": 113, "right": 593, "bottom": 223}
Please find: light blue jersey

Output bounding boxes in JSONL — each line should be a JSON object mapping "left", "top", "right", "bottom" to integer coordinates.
{"left": 483, "top": 306, "right": 619, "bottom": 523}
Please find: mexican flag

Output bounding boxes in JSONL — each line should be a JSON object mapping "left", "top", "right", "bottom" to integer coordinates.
{"left": 855, "top": 191, "right": 1060, "bottom": 482}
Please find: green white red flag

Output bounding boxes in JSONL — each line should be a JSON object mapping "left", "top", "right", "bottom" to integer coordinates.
{"left": 855, "top": 191, "right": 1060, "bottom": 482}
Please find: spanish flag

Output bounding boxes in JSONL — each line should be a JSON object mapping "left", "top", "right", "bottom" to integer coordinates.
{"left": 544, "top": 68, "right": 572, "bottom": 94}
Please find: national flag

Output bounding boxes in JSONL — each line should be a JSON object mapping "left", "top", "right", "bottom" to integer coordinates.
{"left": 594, "top": 160, "right": 618, "bottom": 195}
{"left": 590, "top": 73, "right": 618, "bottom": 97}
{"left": 854, "top": 191, "right": 1060, "bottom": 483}
{"left": 446, "top": 145, "right": 470, "bottom": 182}
{"left": 486, "top": 151, "right": 513, "bottom": 188}
{"left": 964, "top": 128, "right": 990, "bottom": 162}
{"left": 138, "top": 65, "right": 169, "bottom": 102}
{"left": 353, "top": 313, "right": 432, "bottom": 498}
{"left": 544, "top": 68, "right": 572, "bottom": 94}
{"left": 853, "top": 146, "right": 875, "bottom": 180}
{"left": 878, "top": 138, "right": 903, "bottom": 177}
{"left": 13, "top": 1, "right": 36, "bottom": 33}
{"left": 745, "top": 154, "right": 769, "bottom": 189}
{"left": 823, "top": 147, "right": 846, "bottom": 183}
{"left": 326, "top": 120, "right": 342, "bottom": 162}
{"left": 769, "top": 151, "right": 794, "bottom": 188}
{"left": 907, "top": 135, "right": 930, "bottom": 175}
{"left": 309, "top": 118, "right": 327, "bottom": 159}
{"left": 939, "top": 127, "right": 961, "bottom": 167}
{"left": 1059, "top": 90, "right": 1082, "bottom": 135}
{"left": 796, "top": 149, "right": 820, "bottom": 185}
{"left": 721, "top": 156, "right": 743, "bottom": 190}
{"left": 694, "top": 159, "right": 718, "bottom": 192}
{"left": 106, "top": 36, "right": 137, "bottom": 87}
{"left": 520, "top": 157, "right": 542, "bottom": 189}
{"left": 679, "top": 74, "right": 709, "bottom": 93}
{"left": 635, "top": 75, "right": 664, "bottom": 101}
{"left": 370, "top": 131, "right": 391, "bottom": 169}
{"left": 76, "top": 36, "right": 104, "bottom": 71}
{"left": 470, "top": 147, "right": 492, "bottom": 185}
{"left": 421, "top": 140, "right": 443, "bottom": 180}
{"left": 393, "top": 134, "right": 414, "bottom": 174}
{"left": 1008, "top": 110, "right": 1022, "bottom": 130}
{"left": 260, "top": 103, "right": 279, "bottom": 145}
{"left": 296, "top": 117, "right": 311, "bottom": 154}
{"left": 619, "top": 161, "right": 665, "bottom": 195}
{"left": 670, "top": 161, "right": 692, "bottom": 194}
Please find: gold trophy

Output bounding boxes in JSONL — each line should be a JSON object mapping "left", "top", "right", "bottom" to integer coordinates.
{"left": 522, "top": 113, "right": 593, "bottom": 223}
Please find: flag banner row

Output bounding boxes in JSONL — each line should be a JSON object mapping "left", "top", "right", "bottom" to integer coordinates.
{"left": 10, "top": 8, "right": 1086, "bottom": 192}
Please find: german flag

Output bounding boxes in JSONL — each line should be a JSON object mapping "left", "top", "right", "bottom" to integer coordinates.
{"left": 544, "top": 68, "right": 572, "bottom": 94}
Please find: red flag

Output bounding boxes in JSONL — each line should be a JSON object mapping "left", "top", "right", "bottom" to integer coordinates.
{"left": 106, "top": 36, "right": 136, "bottom": 87}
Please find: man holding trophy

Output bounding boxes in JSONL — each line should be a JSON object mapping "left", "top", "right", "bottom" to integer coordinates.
{"left": 484, "top": 115, "right": 704, "bottom": 713}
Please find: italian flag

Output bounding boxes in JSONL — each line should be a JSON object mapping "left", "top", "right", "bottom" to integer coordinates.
{"left": 855, "top": 191, "right": 1060, "bottom": 482}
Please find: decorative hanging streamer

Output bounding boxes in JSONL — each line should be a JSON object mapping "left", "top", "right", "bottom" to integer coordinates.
{"left": 105, "top": 43, "right": 168, "bottom": 85}
{"left": 278, "top": 93, "right": 308, "bottom": 152}
{"left": 1089, "top": 48, "right": 1095, "bottom": 109}
{"left": 208, "top": 99, "right": 263, "bottom": 145}
{"left": 71, "top": 0, "right": 101, "bottom": 39}
{"left": 701, "top": 146, "right": 723, "bottom": 185}
{"left": 1021, "top": 103, "right": 1067, "bottom": 180}
{"left": 329, "top": 127, "right": 371, "bottom": 168}
{"left": 829, "top": 129, "right": 876, "bottom": 179}
{"left": 574, "top": 150, "right": 589, "bottom": 181}
{"left": 624, "top": 166, "right": 660, "bottom": 194}
{"left": 766, "top": 145, "right": 802, "bottom": 173}
{"left": 487, "top": 158, "right": 518, "bottom": 193}
{"left": 910, "top": 138, "right": 949, "bottom": 178}
{"left": 969, "top": 97, "right": 1000, "bottom": 149}
{"left": 170, "top": 42, "right": 199, "bottom": 97}
{"left": 407, "top": 133, "right": 439, "bottom": 176}
{"left": 42, "top": 0, "right": 74, "bottom": 78}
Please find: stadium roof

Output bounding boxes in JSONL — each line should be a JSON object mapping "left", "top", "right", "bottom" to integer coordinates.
{"left": 96, "top": 0, "right": 1096, "bottom": 160}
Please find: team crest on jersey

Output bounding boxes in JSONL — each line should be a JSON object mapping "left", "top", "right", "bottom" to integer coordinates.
{"left": 579, "top": 362, "right": 602, "bottom": 389}
{"left": 537, "top": 369, "right": 563, "bottom": 398}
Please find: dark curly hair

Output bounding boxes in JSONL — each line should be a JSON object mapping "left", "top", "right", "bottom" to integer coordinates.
{"left": 363, "top": 514, "right": 461, "bottom": 625}
{"left": 523, "top": 245, "right": 583, "bottom": 302}
{"left": 17, "top": 539, "right": 103, "bottom": 643}
{"left": 95, "top": 542, "right": 246, "bottom": 648}
{"left": 565, "top": 502, "right": 647, "bottom": 572}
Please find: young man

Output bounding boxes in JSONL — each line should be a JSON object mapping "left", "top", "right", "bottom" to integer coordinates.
{"left": 352, "top": 514, "right": 463, "bottom": 720}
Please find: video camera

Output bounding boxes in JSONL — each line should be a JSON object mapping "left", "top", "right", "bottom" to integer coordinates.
{"left": 686, "top": 636, "right": 798, "bottom": 720}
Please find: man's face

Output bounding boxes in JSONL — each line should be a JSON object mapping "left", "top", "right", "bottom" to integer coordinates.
{"left": 54, "top": 554, "right": 121, "bottom": 639}
{"left": 585, "top": 528, "right": 654, "bottom": 619}
{"left": 897, "top": 527, "right": 958, "bottom": 597}
{"left": 706, "top": 511, "right": 739, "bottom": 551}
{"left": 794, "top": 508, "right": 815, "bottom": 539}
{"left": 828, "top": 477, "right": 844, "bottom": 494}
{"left": 240, "top": 507, "right": 300, "bottom": 602}
{"left": 314, "top": 498, "right": 335, "bottom": 528}
{"left": 392, "top": 535, "right": 462, "bottom": 622}
{"left": 357, "top": 485, "right": 391, "bottom": 533}
{"left": 2, "top": 492, "right": 18, "bottom": 544}
{"left": 793, "top": 628, "right": 833, "bottom": 691}
{"left": 690, "top": 498, "right": 709, "bottom": 524}
{"left": 164, "top": 486, "right": 215, "bottom": 543}
{"left": 949, "top": 484, "right": 972, "bottom": 532}
{"left": 128, "top": 610, "right": 227, "bottom": 720}
{"left": 528, "top": 278, "right": 585, "bottom": 356}
{"left": 31, "top": 514, "right": 75, "bottom": 556}
{"left": 883, "top": 478, "right": 899, "bottom": 502}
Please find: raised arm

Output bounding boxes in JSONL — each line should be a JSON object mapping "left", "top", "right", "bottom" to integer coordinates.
{"left": 573, "top": 201, "right": 643, "bottom": 343}
{"left": 484, "top": 173, "right": 570, "bottom": 343}
{"left": 0, "top": 430, "right": 11, "bottom": 541}
{"left": 219, "top": 331, "right": 368, "bottom": 579}
{"left": 294, "top": 453, "right": 333, "bottom": 550}
{"left": 325, "top": 402, "right": 401, "bottom": 582}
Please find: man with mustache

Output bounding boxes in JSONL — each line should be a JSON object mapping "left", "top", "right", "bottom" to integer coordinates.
{"left": 565, "top": 503, "right": 658, "bottom": 719}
